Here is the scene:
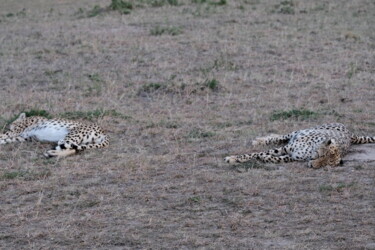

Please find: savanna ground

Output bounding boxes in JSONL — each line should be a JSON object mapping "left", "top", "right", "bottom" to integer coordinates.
{"left": 0, "top": 0, "right": 374, "bottom": 249}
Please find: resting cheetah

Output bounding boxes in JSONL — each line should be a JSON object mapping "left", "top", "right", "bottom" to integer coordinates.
{"left": 0, "top": 113, "right": 109, "bottom": 157}
{"left": 224, "top": 123, "right": 375, "bottom": 168}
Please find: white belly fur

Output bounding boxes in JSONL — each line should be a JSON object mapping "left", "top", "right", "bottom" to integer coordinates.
{"left": 22, "top": 126, "right": 69, "bottom": 142}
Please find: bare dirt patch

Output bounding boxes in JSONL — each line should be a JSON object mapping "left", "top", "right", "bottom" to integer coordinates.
{"left": 1, "top": 0, "right": 374, "bottom": 249}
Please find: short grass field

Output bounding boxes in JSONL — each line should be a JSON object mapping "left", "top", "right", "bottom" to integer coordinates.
{"left": 0, "top": 0, "right": 374, "bottom": 249}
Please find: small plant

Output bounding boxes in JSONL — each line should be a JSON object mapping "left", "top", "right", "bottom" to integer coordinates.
{"left": 2, "top": 171, "right": 24, "bottom": 180}
{"left": 209, "top": 0, "right": 227, "bottom": 6}
{"left": 87, "top": 5, "right": 104, "bottom": 17}
{"left": 347, "top": 63, "right": 358, "bottom": 79}
{"left": 24, "top": 109, "right": 53, "bottom": 118}
{"left": 270, "top": 109, "right": 318, "bottom": 121}
{"left": 187, "top": 128, "right": 215, "bottom": 139}
{"left": 204, "top": 79, "right": 219, "bottom": 91}
{"left": 148, "top": 0, "right": 179, "bottom": 7}
{"left": 192, "top": 0, "right": 226, "bottom": 5}
{"left": 200, "top": 56, "right": 238, "bottom": 74}
{"left": 109, "top": 0, "right": 133, "bottom": 14}
{"left": 45, "top": 69, "right": 63, "bottom": 77}
{"left": 273, "top": 0, "right": 295, "bottom": 14}
{"left": 188, "top": 196, "right": 201, "bottom": 203}
{"left": 150, "top": 26, "right": 182, "bottom": 36}
{"left": 318, "top": 184, "right": 334, "bottom": 192}
{"left": 87, "top": 73, "right": 103, "bottom": 82}
{"left": 86, "top": 0, "right": 132, "bottom": 18}
{"left": 160, "top": 120, "right": 179, "bottom": 129}
{"left": 139, "top": 82, "right": 165, "bottom": 93}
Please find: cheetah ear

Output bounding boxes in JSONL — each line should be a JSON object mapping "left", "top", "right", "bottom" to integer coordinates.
{"left": 15, "top": 113, "right": 26, "bottom": 121}
{"left": 326, "top": 139, "right": 332, "bottom": 145}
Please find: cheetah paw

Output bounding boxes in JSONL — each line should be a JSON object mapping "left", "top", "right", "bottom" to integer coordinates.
{"left": 44, "top": 150, "right": 58, "bottom": 158}
{"left": 224, "top": 156, "right": 238, "bottom": 164}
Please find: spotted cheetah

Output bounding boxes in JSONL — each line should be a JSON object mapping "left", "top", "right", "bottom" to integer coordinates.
{"left": 224, "top": 123, "right": 375, "bottom": 168}
{"left": 0, "top": 113, "right": 109, "bottom": 157}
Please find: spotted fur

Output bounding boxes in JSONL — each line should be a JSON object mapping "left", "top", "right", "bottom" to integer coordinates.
{"left": 0, "top": 113, "right": 109, "bottom": 157}
{"left": 225, "top": 123, "right": 375, "bottom": 168}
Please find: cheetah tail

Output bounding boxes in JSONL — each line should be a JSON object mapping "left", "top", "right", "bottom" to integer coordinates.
{"left": 351, "top": 135, "right": 375, "bottom": 144}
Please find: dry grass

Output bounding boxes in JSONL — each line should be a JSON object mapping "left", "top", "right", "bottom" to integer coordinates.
{"left": 1, "top": 0, "right": 375, "bottom": 249}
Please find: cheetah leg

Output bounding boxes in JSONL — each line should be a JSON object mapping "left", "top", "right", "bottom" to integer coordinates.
{"left": 252, "top": 134, "right": 291, "bottom": 146}
{"left": 265, "top": 146, "right": 288, "bottom": 156}
{"left": 44, "top": 149, "right": 77, "bottom": 157}
{"left": 224, "top": 151, "right": 294, "bottom": 164}
{"left": 44, "top": 130, "right": 109, "bottom": 158}
{"left": 44, "top": 129, "right": 83, "bottom": 158}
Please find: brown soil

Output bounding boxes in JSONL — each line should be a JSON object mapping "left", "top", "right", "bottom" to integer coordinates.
{"left": 1, "top": 0, "right": 374, "bottom": 249}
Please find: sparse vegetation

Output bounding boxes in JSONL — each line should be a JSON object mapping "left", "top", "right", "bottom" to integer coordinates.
{"left": 272, "top": 0, "right": 295, "bottom": 14}
{"left": 87, "top": 5, "right": 105, "bottom": 17}
{"left": 150, "top": 26, "right": 182, "bottom": 36}
{"left": 24, "top": 109, "right": 52, "bottom": 118}
{"left": 187, "top": 128, "right": 215, "bottom": 139}
{"left": 347, "top": 62, "right": 359, "bottom": 79}
{"left": 87, "top": 73, "right": 103, "bottom": 82}
{"left": 209, "top": 0, "right": 227, "bottom": 6}
{"left": 59, "top": 109, "right": 128, "bottom": 120}
{"left": 192, "top": 0, "right": 227, "bottom": 5}
{"left": 87, "top": 0, "right": 133, "bottom": 17}
{"left": 319, "top": 182, "right": 355, "bottom": 193}
{"left": 138, "top": 82, "right": 166, "bottom": 94}
{"left": 109, "top": 0, "right": 133, "bottom": 14}
{"left": 1, "top": 169, "right": 51, "bottom": 181}
{"left": 2, "top": 171, "right": 25, "bottom": 180}
{"left": 148, "top": 0, "right": 180, "bottom": 7}
{"left": 204, "top": 78, "right": 219, "bottom": 91}
{"left": 188, "top": 196, "right": 201, "bottom": 203}
{"left": 270, "top": 109, "right": 318, "bottom": 121}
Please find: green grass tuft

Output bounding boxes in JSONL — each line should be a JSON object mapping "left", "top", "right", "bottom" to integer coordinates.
{"left": 24, "top": 109, "right": 53, "bottom": 119}
{"left": 109, "top": 0, "right": 133, "bottom": 14}
{"left": 204, "top": 79, "right": 219, "bottom": 91}
{"left": 2, "top": 171, "right": 24, "bottom": 180}
{"left": 273, "top": 0, "right": 295, "bottom": 14}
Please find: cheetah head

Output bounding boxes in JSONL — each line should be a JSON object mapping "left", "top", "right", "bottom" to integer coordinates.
{"left": 6, "top": 113, "right": 39, "bottom": 135}
{"left": 309, "top": 139, "right": 342, "bottom": 169}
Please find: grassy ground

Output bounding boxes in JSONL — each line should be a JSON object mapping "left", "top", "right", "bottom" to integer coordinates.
{"left": 0, "top": 0, "right": 374, "bottom": 249}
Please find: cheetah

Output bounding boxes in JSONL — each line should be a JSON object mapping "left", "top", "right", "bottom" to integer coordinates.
{"left": 224, "top": 123, "right": 375, "bottom": 169}
{"left": 0, "top": 113, "right": 109, "bottom": 157}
